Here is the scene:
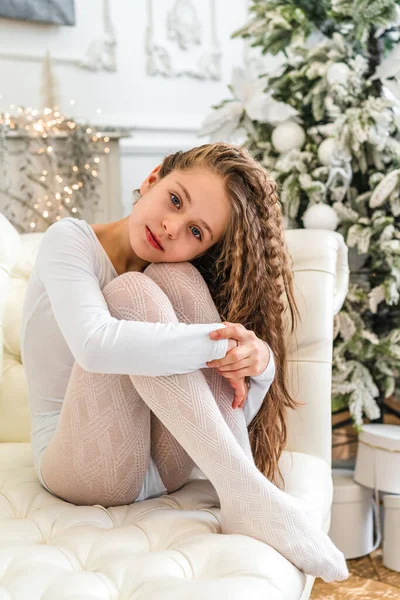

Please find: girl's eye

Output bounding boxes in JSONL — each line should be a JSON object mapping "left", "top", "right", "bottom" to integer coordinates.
{"left": 170, "top": 194, "right": 180, "bottom": 208}
{"left": 169, "top": 193, "right": 202, "bottom": 241}
{"left": 191, "top": 226, "right": 202, "bottom": 240}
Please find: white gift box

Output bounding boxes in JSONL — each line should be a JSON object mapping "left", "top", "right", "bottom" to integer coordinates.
{"left": 354, "top": 424, "right": 400, "bottom": 494}
{"left": 383, "top": 494, "right": 400, "bottom": 572}
{"left": 328, "top": 469, "right": 379, "bottom": 559}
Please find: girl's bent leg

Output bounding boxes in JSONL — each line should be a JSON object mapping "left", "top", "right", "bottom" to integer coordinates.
{"left": 40, "top": 275, "right": 153, "bottom": 507}
{"left": 143, "top": 261, "right": 254, "bottom": 494}
{"left": 118, "top": 270, "right": 348, "bottom": 583}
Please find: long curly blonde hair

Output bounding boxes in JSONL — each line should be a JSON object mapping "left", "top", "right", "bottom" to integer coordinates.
{"left": 158, "top": 142, "right": 301, "bottom": 488}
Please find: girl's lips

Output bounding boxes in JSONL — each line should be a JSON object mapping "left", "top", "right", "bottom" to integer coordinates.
{"left": 146, "top": 226, "right": 163, "bottom": 250}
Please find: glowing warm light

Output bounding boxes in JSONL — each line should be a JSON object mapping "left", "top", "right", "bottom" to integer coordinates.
{"left": 1, "top": 105, "right": 104, "bottom": 230}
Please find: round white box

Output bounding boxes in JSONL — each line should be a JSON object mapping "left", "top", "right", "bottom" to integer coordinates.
{"left": 383, "top": 494, "right": 400, "bottom": 572}
{"left": 329, "top": 469, "right": 377, "bottom": 559}
{"left": 354, "top": 424, "right": 400, "bottom": 494}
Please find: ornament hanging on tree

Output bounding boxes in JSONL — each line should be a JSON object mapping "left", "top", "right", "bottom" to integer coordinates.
{"left": 271, "top": 120, "right": 306, "bottom": 154}
{"left": 326, "top": 62, "right": 351, "bottom": 86}
{"left": 302, "top": 203, "right": 340, "bottom": 230}
{"left": 318, "top": 138, "right": 337, "bottom": 165}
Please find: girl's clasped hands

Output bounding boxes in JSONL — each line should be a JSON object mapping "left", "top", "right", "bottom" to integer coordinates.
{"left": 206, "top": 321, "right": 271, "bottom": 409}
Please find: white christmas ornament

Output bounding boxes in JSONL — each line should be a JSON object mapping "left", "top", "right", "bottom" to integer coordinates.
{"left": 318, "top": 138, "right": 337, "bottom": 165}
{"left": 272, "top": 121, "right": 306, "bottom": 154}
{"left": 302, "top": 203, "right": 340, "bottom": 230}
{"left": 327, "top": 62, "right": 351, "bottom": 86}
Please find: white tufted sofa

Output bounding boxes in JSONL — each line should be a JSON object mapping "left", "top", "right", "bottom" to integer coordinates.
{"left": 0, "top": 212, "right": 349, "bottom": 600}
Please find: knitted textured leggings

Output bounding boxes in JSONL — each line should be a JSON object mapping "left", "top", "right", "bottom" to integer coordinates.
{"left": 40, "top": 261, "right": 348, "bottom": 582}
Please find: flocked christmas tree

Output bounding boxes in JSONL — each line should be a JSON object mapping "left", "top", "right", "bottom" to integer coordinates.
{"left": 199, "top": 0, "right": 400, "bottom": 429}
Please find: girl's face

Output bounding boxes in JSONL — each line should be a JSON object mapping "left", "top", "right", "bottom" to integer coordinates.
{"left": 128, "top": 166, "right": 231, "bottom": 266}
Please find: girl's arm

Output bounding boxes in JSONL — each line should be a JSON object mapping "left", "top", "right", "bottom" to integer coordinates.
{"left": 243, "top": 344, "right": 276, "bottom": 426}
{"left": 35, "top": 219, "right": 228, "bottom": 377}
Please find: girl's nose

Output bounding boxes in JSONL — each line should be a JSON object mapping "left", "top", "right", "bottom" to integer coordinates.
{"left": 163, "top": 220, "right": 180, "bottom": 239}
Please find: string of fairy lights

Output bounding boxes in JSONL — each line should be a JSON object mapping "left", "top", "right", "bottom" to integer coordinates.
{"left": 0, "top": 102, "right": 115, "bottom": 232}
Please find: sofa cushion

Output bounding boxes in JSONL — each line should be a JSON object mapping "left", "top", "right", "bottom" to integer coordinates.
{"left": 0, "top": 232, "right": 43, "bottom": 443}
{"left": 0, "top": 443, "right": 331, "bottom": 599}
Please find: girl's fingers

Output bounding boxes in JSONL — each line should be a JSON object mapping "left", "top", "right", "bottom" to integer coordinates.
{"left": 207, "top": 347, "right": 250, "bottom": 368}
{"left": 217, "top": 358, "right": 251, "bottom": 372}
{"left": 217, "top": 367, "right": 251, "bottom": 379}
{"left": 229, "top": 379, "right": 248, "bottom": 409}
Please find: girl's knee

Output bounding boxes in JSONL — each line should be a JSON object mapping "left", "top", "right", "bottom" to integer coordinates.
{"left": 144, "top": 261, "right": 208, "bottom": 297}
{"left": 144, "top": 261, "right": 200, "bottom": 280}
{"left": 102, "top": 270, "right": 177, "bottom": 321}
{"left": 103, "top": 271, "right": 157, "bottom": 300}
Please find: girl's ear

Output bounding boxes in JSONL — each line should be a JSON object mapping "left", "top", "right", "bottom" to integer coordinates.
{"left": 147, "top": 165, "right": 162, "bottom": 185}
{"left": 140, "top": 164, "right": 162, "bottom": 195}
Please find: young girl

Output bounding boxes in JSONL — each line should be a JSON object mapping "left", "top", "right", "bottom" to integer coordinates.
{"left": 21, "top": 142, "right": 348, "bottom": 582}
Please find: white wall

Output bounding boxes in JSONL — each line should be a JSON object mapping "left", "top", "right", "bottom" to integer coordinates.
{"left": 0, "top": 0, "right": 250, "bottom": 216}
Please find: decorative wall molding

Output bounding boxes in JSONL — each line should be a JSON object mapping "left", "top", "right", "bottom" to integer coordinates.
{"left": 95, "top": 112, "right": 203, "bottom": 133}
{"left": 120, "top": 141, "right": 197, "bottom": 156}
{"left": 145, "top": 0, "right": 221, "bottom": 80}
{"left": 117, "top": 114, "right": 204, "bottom": 156}
{"left": 0, "top": 0, "right": 117, "bottom": 72}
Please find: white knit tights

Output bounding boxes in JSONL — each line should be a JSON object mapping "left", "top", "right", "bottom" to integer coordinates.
{"left": 40, "top": 261, "right": 348, "bottom": 582}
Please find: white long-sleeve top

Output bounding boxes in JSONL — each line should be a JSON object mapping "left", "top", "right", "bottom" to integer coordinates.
{"left": 21, "top": 217, "right": 275, "bottom": 502}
